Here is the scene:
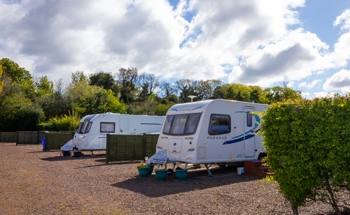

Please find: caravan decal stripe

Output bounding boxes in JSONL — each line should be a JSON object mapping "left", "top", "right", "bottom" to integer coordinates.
{"left": 223, "top": 137, "right": 244, "bottom": 145}
{"left": 223, "top": 130, "right": 260, "bottom": 145}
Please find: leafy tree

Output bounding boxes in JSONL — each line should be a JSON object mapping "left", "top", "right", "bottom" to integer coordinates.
{"left": 137, "top": 73, "right": 159, "bottom": 101}
{"left": 196, "top": 79, "right": 222, "bottom": 100}
{"left": 67, "top": 82, "right": 125, "bottom": 115}
{"left": 160, "top": 81, "right": 175, "bottom": 98}
{"left": 0, "top": 58, "right": 32, "bottom": 83}
{"left": 212, "top": 85, "right": 226, "bottom": 99}
{"left": 89, "top": 71, "right": 115, "bottom": 91}
{"left": 154, "top": 102, "right": 175, "bottom": 116}
{"left": 175, "top": 79, "right": 199, "bottom": 102}
{"left": 0, "top": 59, "right": 3, "bottom": 94}
{"left": 0, "top": 92, "right": 44, "bottom": 131}
{"left": 71, "top": 71, "right": 89, "bottom": 85}
{"left": 35, "top": 75, "right": 54, "bottom": 97}
{"left": 117, "top": 68, "right": 138, "bottom": 103}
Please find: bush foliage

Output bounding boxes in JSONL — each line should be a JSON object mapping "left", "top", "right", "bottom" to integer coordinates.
{"left": 259, "top": 96, "right": 350, "bottom": 215}
{"left": 38, "top": 110, "right": 81, "bottom": 131}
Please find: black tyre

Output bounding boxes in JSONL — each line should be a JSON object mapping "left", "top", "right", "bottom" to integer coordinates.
{"left": 62, "top": 151, "right": 70, "bottom": 156}
{"left": 258, "top": 153, "right": 267, "bottom": 161}
{"left": 167, "top": 169, "right": 174, "bottom": 176}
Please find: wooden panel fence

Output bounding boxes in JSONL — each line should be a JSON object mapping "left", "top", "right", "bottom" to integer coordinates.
{"left": 0, "top": 132, "right": 17, "bottom": 143}
{"left": 44, "top": 132, "right": 75, "bottom": 151}
{"left": 106, "top": 133, "right": 159, "bottom": 164}
{"left": 16, "top": 131, "right": 40, "bottom": 145}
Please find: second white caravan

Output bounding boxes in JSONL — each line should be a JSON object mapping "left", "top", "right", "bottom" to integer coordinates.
{"left": 155, "top": 99, "right": 268, "bottom": 173}
{"left": 61, "top": 113, "right": 165, "bottom": 154}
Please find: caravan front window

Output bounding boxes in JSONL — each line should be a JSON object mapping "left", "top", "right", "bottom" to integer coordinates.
{"left": 163, "top": 115, "right": 174, "bottom": 134}
{"left": 163, "top": 113, "right": 202, "bottom": 135}
{"left": 77, "top": 122, "right": 83, "bottom": 133}
{"left": 85, "top": 122, "right": 93, "bottom": 133}
{"left": 170, "top": 115, "right": 188, "bottom": 134}
{"left": 80, "top": 120, "right": 89, "bottom": 134}
{"left": 185, "top": 113, "right": 201, "bottom": 134}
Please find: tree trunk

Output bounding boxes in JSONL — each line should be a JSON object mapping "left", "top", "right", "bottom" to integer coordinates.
{"left": 288, "top": 199, "right": 299, "bottom": 215}
{"left": 325, "top": 176, "right": 341, "bottom": 215}
{"left": 291, "top": 206, "right": 299, "bottom": 215}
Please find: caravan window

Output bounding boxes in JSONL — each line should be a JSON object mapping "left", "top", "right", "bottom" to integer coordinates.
{"left": 185, "top": 113, "right": 201, "bottom": 134}
{"left": 163, "top": 115, "right": 175, "bottom": 134}
{"left": 80, "top": 120, "right": 89, "bottom": 134}
{"left": 170, "top": 115, "right": 188, "bottom": 134}
{"left": 85, "top": 122, "right": 93, "bottom": 133}
{"left": 209, "top": 114, "right": 231, "bottom": 135}
{"left": 77, "top": 122, "right": 83, "bottom": 133}
{"left": 163, "top": 113, "right": 202, "bottom": 135}
{"left": 100, "top": 122, "right": 115, "bottom": 133}
{"left": 247, "top": 111, "right": 253, "bottom": 127}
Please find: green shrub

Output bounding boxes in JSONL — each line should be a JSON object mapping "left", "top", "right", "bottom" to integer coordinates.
{"left": 259, "top": 95, "right": 350, "bottom": 215}
{"left": 40, "top": 110, "right": 81, "bottom": 131}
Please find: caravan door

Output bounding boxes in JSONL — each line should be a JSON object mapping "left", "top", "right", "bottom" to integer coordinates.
{"left": 120, "top": 117, "right": 128, "bottom": 134}
{"left": 244, "top": 108, "right": 255, "bottom": 157}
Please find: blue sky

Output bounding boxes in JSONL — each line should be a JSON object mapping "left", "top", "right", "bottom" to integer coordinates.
{"left": 1, "top": 0, "right": 350, "bottom": 98}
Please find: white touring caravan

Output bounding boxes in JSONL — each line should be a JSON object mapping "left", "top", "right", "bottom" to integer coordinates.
{"left": 155, "top": 99, "right": 268, "bottom": 176}
{"left": 61, "top": 113, "right": 165, "bottom": 155}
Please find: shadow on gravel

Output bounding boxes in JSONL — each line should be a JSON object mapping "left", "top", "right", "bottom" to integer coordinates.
{"left": 40, "top": 154, "right": 106, "bottom": 162}
{"left": 112, "top": 167, "right": 262, "bottom": 197}
{"left": 74, "top": 160, "right": 141, "bottom": 169}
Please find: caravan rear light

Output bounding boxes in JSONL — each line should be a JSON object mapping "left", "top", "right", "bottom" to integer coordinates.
{"left": 232, "top": 159, "right": 235, "bottom": 161}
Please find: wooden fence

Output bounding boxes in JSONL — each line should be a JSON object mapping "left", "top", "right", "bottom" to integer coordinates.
{"left": 0, "top": 132, "right": 17, "bottom": 143}
{"left": 44, "top": 132, "right": 75, "bottom": 151}
{"left": 106, "top": 133, "right": 159, "bottom": 164}
{"left": 16, "top": 131, "right": 40, "bottom": 145}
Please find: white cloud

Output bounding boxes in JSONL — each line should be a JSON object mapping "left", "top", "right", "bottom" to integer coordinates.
{"left": 0, "top": 0, "right": 349, "bottom": 90}
{"left": 323, "top": 69, "right": 350, "bottom": 93}
{"left": 301, "top": 92, "right": 310, "bottom": 99}
{"left": 313, "top": 92, "right": 336, "bottom": 98}
{"left": 298, "top": 80, "right": 321, "bottom": 89}
{"left": 228, "top": 29, "right": 332, "bottom": 87}
{"left": 334, "top": 9, "right": 350, "bottom": 30}
{"left": 287, "top": 81, "right": 294, "bottom": 88}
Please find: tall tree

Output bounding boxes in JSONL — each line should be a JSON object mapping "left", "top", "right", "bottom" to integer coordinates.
{"left": 160, "top": 81, "right": 175, "bottom": 98}
{"left": 175, "top": 79, "right": 199, "bottom": 102}
{"left": 36, "top": 75, "right": 54, "bottom": 97}
{"left": 71, "top": 71, "right": 88, "bottom": 85}
{"left": 196, "top": 79, "right": 223, "bottom": 100}
{"left": 117, "top": 68, "right": 138, "bottom": 103}
{"left": 89, "top": 71, "right": 115, "bottom": 91}
{"left": 137, "top": 72, "right": 159, "bottom": 101}
{"left": 0, "top": 59, "right": 3, "bottom": 94}
{"left": 0, "top": 58, "right": 32, "bottom": 83}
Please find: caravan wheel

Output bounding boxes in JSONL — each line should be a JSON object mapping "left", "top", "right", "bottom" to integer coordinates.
{"left": 62, "top": 151, "right": 70, "bottom": 157}
{"left": 258, "top": 153, "right": 267, "bottom": 161}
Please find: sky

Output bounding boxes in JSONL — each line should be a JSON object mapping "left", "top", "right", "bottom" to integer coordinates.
{"left": 1, "top": 0, "right": 350, "bottom": 98}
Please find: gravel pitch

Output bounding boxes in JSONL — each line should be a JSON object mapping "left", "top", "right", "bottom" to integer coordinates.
{"left": 0, "top": 142, "right": 349, "bottom": 215}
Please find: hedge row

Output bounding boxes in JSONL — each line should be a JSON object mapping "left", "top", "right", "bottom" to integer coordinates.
{"left": 259, "top": 95, "right": 350, "bottom": 215}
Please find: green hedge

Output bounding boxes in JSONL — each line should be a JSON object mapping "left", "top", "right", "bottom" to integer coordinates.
{"left": 259, "top": 96, "right": 350, "bottom": 215}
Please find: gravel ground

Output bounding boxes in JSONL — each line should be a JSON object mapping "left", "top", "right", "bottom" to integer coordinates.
{"left": 0, "top": 142, "right": 349, "bottom": 215}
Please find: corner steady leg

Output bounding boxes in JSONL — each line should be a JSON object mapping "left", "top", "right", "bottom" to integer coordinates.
{"left": 204, "top": 164, "right": 213, "bottom": 177}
